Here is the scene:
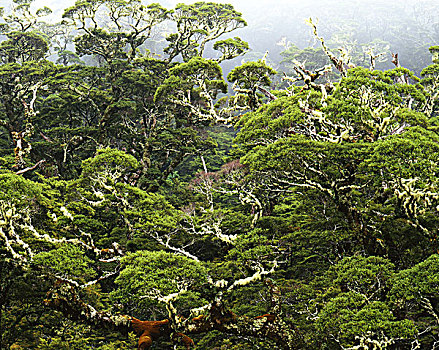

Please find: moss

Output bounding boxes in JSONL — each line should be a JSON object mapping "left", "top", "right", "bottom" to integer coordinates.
{"left": 429, "top": 46, "right": 439, "bottom": 63}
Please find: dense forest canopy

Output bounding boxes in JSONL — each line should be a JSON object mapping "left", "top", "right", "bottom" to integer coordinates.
{"left": 0, "top": 0, "right": 439, "bottom": 349}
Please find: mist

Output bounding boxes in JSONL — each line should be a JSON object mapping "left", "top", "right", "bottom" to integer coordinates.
{"left": 2, "top": 0, "right": 438, "bottom": 72}
{"left": 1, "top": 1, "right": 439, "bottom": 349}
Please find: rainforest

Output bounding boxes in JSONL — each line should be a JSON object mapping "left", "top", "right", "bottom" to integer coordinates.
{"left": 1, "top": 0, "right": 439, "bottom": 349}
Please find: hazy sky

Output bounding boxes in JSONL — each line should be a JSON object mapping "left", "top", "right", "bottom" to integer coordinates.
{"left": 1, "top": 0, "right": 438, "bottom": 72}
{"left": 2, "top": 0, "right": 437, "bottom": 29}
{"left": 8, "top": 0, "right": 438, "bottom": 17}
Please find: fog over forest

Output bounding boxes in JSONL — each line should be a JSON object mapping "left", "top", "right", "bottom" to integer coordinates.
{"left": 1, "top": 0, "right": 439, "bottom": 349}
{"left": 2, "top": 0, "right": 438, "bottom": 72}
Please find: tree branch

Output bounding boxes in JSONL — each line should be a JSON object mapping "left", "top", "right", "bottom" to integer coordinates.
{"left": 44, "top": 279, "right": 303, "bottom": 350}
{"left": 15, "top": 159, "right": 45, "bottom": 175}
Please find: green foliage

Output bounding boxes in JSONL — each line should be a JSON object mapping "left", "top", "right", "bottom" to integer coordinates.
{"left": 228, "top": 60, "right": 277, "bottom": 90}
{"left": 0, "top": 172, "right": 46, "bottom": 202}
{"left": 35, "top": 324, "right": 137, "bottom": 349}
{"left": 155, "top": 56, "right": 227, "bottom": 107}
{"left": 329, "top": 256, "right": 395, "bottom": 298}
{"left": 74, "top": 28, "right": 127, "bottom": 62}
{"left": 214, "top": 37, "right": 249, "bottom": 62}
{"left": 318, "top": 294, "right": 416, "bottom": 348}
{"left": 430, "top": 46, "right": 439, "bottom": 64}
{"left": 33, "top": 244, "right": 97, "bottom": 282}
{"left": 227, "top": 60, "right": 277, "bottom": 110}
{"left": 112, "top": 250, "right": 209, "bottom": 313}
{"left": 80, "top": 148, "right": 138, "bottom": 180}
{"left": 391, "top": 254, "right": 439, "bottom": 304}
{"left": 1, "top": 2, "right": 439, "bottom": 349}
{"left": 165, "top": 2, "right": 247, "bottom": 61}
{"left": 0, "top": 31, "right": 49, "bottom": 63}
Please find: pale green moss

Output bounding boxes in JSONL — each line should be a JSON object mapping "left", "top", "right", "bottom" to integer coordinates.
{"left": 429, "top": 46, "right": 439, "bottom": 63}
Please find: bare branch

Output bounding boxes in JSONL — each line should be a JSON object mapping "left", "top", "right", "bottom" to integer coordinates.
{"left": 15, "top": 159, "right": 46, "bottom": 175}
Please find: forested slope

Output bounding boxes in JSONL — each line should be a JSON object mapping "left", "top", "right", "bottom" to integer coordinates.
{"left": 1, "top": 1, "right": 439, "bottom": 349}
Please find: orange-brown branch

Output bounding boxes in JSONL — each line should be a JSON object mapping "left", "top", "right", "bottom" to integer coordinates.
{"left": 45, "top": 281, "right": 301, "bottom": 350}
{"left": 131, "top": 318, "right": 196, "bottom": 349}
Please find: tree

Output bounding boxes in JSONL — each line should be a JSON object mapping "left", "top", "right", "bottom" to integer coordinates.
{"left": 164, "top": 2, "right": 247, "bottom": 62}
{"left": 1, "top": 1, "right": 439, "bottom": 349}
{"left": 0, "top": 0, "right": 249, "bottom": 184}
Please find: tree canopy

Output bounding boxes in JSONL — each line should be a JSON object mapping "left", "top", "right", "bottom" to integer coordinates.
{"left": 1, "top": 0, "right": 439, "bottom": 349}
